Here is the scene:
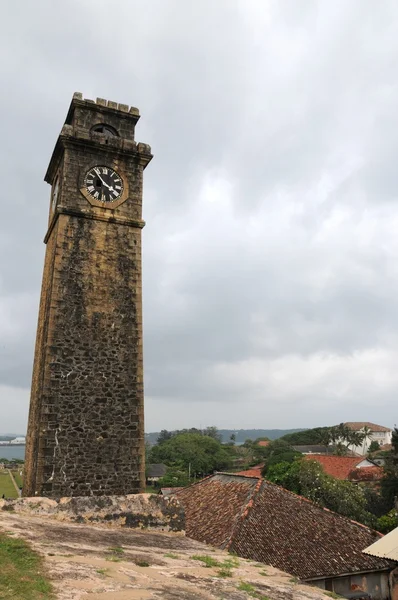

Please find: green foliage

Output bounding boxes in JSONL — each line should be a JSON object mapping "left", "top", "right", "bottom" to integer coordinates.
{"left": 260, "top": 440, "right": 301, "bottom": 475}
{"left": 281, "top": 423, "right": 366, "bottom": 452}
{"left": 157, "top": 467, "right": 190, "bottom": 488}
{"left": 190, "top": 554, "right": 239, "bottom": 573}
{"left": 381, "top": 427, "right": 398, "bottom": 509}
{"left": 368, "top": 440, "right": 381, "bottom": 454}
{"left": 267, "top": 458, "right": 375, "bottom": 526}
{"left": 237, "top": 581, "right": 270, "bottom": 599}
{"left": 134, "top": 559, "right": 150, "bottom": 567}
{"left": 376, "top": 509, "right": 398, "bottom": 533}
{"left": 217, "top": 567, "right": 233, "bottom": 577}
{"left": 281, "top": 427, "right": 330, "bottom": 445}
{"left": 156, "top": 426, "right": 222, "bottom": 445}
{"left": 238, "top": 582, "right": 256, "bottom": 592}
{"left": 362, "top": 486, "right": 391, "bottom": 518}
{"left": 191, "top": 554, "right": 220, "bottom": 568}
{"left": 149, "top": 433, "right": 232, "bottom": 477}
{"left": 156, "top": 430, "right": 174, "bottom": 444}
{"left": 0, "top": 532, "right": 55, "bottom": 599}
{"left": 108, "top": 546, "right": 124, "bottom": 555}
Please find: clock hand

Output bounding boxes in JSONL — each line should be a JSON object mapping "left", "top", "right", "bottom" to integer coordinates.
{"left": 96, "top": 173, "right": 111, "bottom": 189}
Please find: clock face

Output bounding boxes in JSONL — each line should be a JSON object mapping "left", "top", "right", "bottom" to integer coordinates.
{"left": 84, "top": 166, "right": 124, "bottom": 203}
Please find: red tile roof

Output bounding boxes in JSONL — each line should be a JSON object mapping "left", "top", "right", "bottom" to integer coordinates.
{"left": 349, "top": 466, "right": 384, "bottom": 482}
{"left": 379, "top": 444, "right": 393, "bottom": 452}
{"left": 234, "top": 465, "right": 263, "bottom": 478}
{"left": 176, "top": 473, "right": 391, "bottom": 581}
{"left": 303, "top": 455, "right": 369, "bottom": 480}
{"left": 257, "top": 441, "right": 270, "bottom": 447}
{"left": 345, "top": 422, "right": 391, "bottom": 432}
{"left": 176, "top": 474, "right": 260, "bottom": 547}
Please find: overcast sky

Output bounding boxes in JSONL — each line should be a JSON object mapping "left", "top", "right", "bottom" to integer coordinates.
{"left": 1, "top": 0, "right": 397, "bottom": 434}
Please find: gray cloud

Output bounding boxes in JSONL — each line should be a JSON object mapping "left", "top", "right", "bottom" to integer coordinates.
{"left": 1, "top": 0, "right": 398, "bottom": 433}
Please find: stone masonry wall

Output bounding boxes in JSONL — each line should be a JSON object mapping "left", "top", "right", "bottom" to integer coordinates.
{"left": 38, "top": 214, "right": 144, "bottom": 497}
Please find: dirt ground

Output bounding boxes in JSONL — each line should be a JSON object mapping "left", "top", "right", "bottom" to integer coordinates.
{"left": 0, "top": 511, "right": 331, "bottom": 599}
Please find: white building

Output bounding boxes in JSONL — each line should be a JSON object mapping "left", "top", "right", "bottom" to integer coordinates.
{"left": 345, "top": 422, "right": 392, "bottom": 455}
{"left": 10, "top": 437, "right": 26, "bottom": 444}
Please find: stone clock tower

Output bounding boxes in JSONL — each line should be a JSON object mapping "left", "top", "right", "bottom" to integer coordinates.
{"left": 23, "top": 93, "right": 152, "bottom": 498}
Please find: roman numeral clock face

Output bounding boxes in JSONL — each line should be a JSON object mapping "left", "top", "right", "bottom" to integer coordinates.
{"left": 84, "top": 166, "right": 124, "bottom": 203}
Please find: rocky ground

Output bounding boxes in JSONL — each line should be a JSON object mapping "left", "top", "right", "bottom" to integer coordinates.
{"left": 0, "top": 499, "right": 332, "bottom": 599}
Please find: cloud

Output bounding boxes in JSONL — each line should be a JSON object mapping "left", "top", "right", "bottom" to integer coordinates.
{"left": 1, "top": 0, "right": 398, "bottom": 433}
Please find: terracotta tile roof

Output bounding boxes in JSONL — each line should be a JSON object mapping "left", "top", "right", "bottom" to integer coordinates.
{"left": 234, "top": 465, "right": 263, "bottom": 478}
{"left": 349, "top": 466, "right": 384, "bottom": 482}
{"left": 257, "top": 441, "right": 270, "bottom": 447}
{"left": 345, "top": 422, "right": 392, "bottom": 432}
{"left": 176, "top": 474, "right": 260, "bottom": 547}
{"left": 303, "top": 455, "right": 367, "bottom": 480}
{"left": 176, "top": 473, "right": 391, "bottom": 581}
{"left": 379, "top": 444, "right": 393, "bottom": 452}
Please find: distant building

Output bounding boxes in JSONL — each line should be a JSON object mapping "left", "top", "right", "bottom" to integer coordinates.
{"left": 146, "top": 464, "right": 167, "bottom": 485}
{"left": 345, "top": 422, "right": 393, "bottom": 456}
{"left": 304, "top": 455, "right": 384, "bottom": 482}
{"left": 10, "top": 437, "right": 25, "bottom": 444}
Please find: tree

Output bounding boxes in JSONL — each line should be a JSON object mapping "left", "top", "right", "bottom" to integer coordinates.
{"left": 202, "top": 426, "right": 222, "bottom": 442}
{"left": 260, "top": 440, "right": 301, "bottom": 474}
{"left": 157, "top": 468, "right": 190, "bottom": 488}
{"left": 281, "top": 427, "right": 330, "bottom": 446}
{"left": 149, "top": 433, "right": 232, "bottom": 477}
{"left": 361, "top": 426, "right": 373, "bottom": 454}
{"left": 377, "top": 510, "right": 398, "bottom": 533}
{"left": 381, "top": 427, "right": 398, "bottom": 509}
{"left": 266, "top": 458, "right": 375, "bottom": 527}
{"left": 368, "top": 440, "right": 381, "bottom": 454}
{"left": 157, "top": 430, "right": 174, "bottom": 444}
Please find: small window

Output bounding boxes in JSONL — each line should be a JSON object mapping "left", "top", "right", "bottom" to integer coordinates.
{"left": 91, "top": 124, "right": 118, "bottom": 137}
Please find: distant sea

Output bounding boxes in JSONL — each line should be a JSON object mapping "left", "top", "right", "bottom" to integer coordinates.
{"left": 0, "top": 446, "right": 25, "bottom": 461}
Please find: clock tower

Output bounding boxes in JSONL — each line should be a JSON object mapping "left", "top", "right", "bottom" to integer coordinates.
{"left": 23, "top": 93, "right": 152, "bottom": 498}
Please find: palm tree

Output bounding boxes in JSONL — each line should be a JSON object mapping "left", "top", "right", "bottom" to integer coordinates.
{"left": 361, "top": 426, "right": 372, "bottom": 455}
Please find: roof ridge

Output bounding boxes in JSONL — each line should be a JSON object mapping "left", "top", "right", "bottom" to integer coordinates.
{"left": 225, "top": 477, "right": 263, "bottom": 552}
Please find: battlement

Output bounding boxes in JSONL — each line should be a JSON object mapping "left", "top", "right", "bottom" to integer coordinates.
{"left": 71, "top": 92, "right": 140, "bottom": 117}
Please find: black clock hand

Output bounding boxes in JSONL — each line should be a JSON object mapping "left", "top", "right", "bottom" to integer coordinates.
{"left": 96, "top": 173, "right": 112, "bottom": 190}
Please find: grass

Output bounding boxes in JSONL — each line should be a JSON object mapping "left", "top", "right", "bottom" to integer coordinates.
{"left": 11, "top": 470, "right": 23, "bottom": 488}
{"left": 222, "top": 556, "right": 239, "bottom": 569}
{"left": 108, "top": 546, "right": 124, "bottom": 555}
{"left": 0, "top": 472, "right": 18, "bottom": 499}
{"left": 217, "top": 567, "right": 233, "bottom": 578}
{"left": 164, "top": 552, "right": 180, "bottom": 559}
{"left": 105, "top": 546, "right": 125, "bottom": 562}
{"left": 96, "top": 568, "right": 109, "bottom": 576}
{"left": 134, "top": 559, "right": 150, "bottom": 567}
{"left": 191, "top": 554, "right": 221, "bottom": 568}
{"left": 238, "top": 580, "right": 269, "bottom": 599}
{"left": 191, "top": 554, "right": 240, "bottom": 570}
{"left": 0, "top": 532, "right": 55, "bottom": 599}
